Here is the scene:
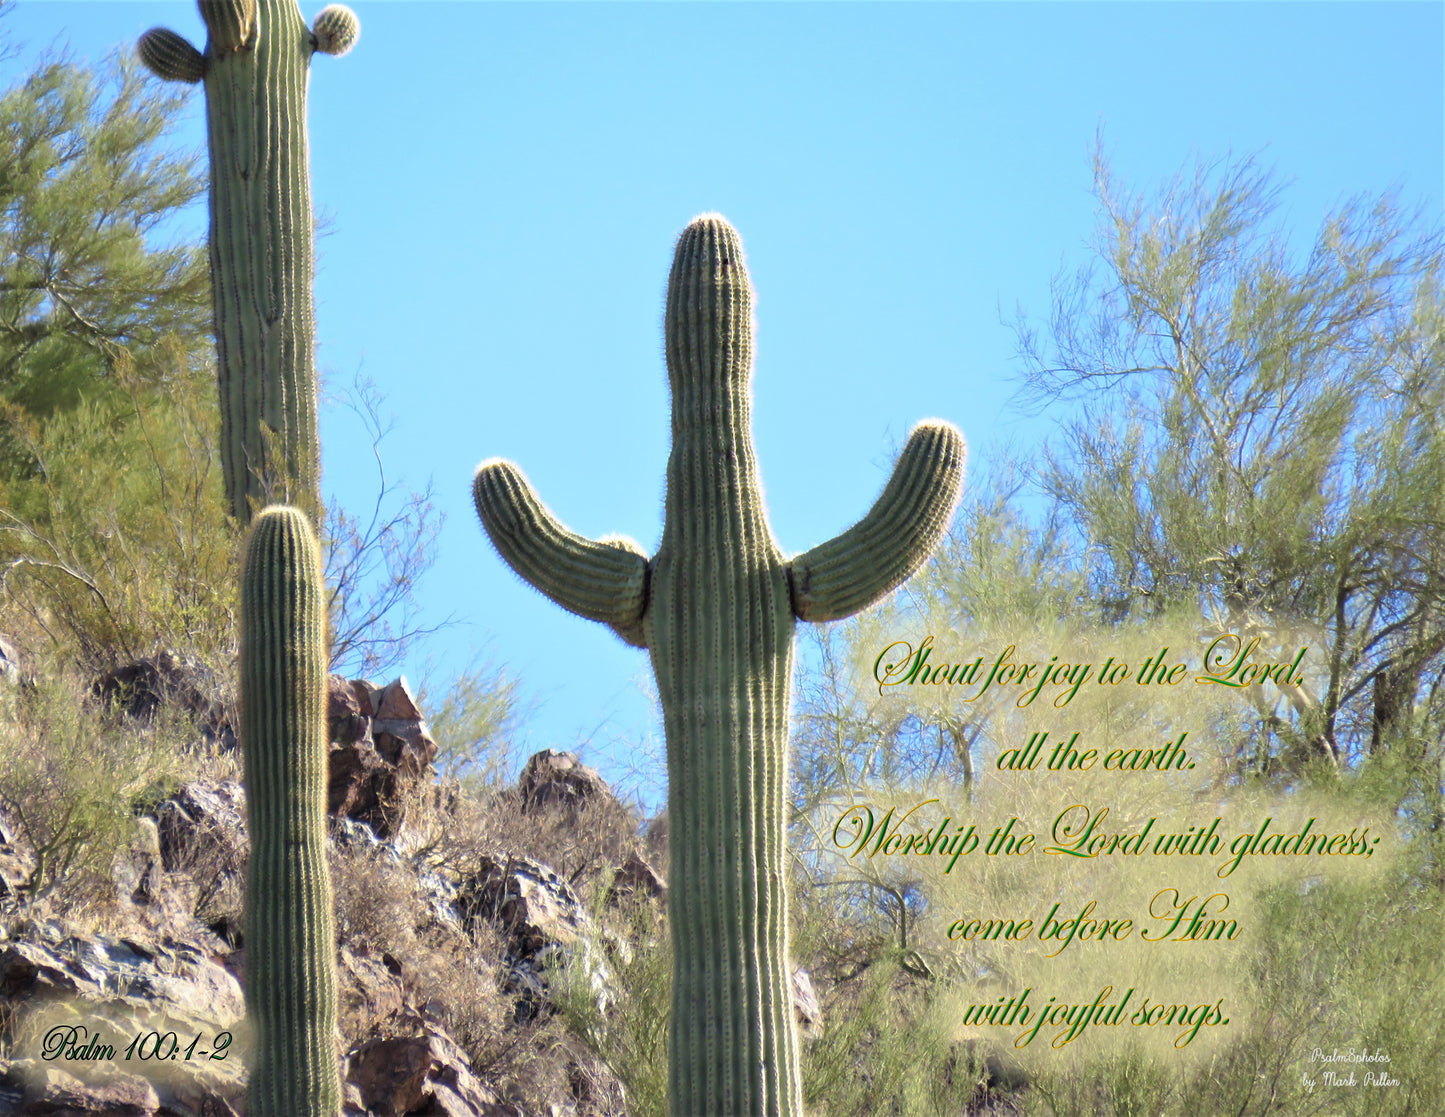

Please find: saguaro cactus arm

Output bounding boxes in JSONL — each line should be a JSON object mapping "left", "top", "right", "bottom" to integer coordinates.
{"left": 473, "top": 459, "right": 650, "bottom": 636}
{"left": 137, "top": 28, "right": 207, "bottom": 82}
{"left": 789, "top": 419, "right": 965, "bottom": 623}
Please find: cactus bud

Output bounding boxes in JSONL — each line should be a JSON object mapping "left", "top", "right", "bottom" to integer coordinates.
{"left": 312, "top": 5, "right": 360, "bottom": 56}
{"left": 137, "top": 28, "right": 206, "bottom": 84}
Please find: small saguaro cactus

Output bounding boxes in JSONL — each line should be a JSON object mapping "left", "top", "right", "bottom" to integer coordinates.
{"left": 239, "top": 505, "right": 340, "bottom": 1116}
{"left": 138, "top": 0, "right": 360, "bottom": 525}
{"left": 473, "top": 214, "right": 965, "bottom": 1116}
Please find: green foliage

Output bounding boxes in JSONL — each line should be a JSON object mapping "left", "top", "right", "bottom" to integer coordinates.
{"left": 0, "top": 352, "right": 236, "bottom": 670}
{"left": 554, "top": 900, "right": 672, "bottom": 1117}
{"left": 784, "top": 150, "right": 1445, "bottom": 1114}
{"left": 0, "top": 661, "right": 190, "bottom": 907}
{"left": 1017, "top": 867, "right": 1445, "bottom": 1117}
{"left": 0, "top": 28, "right": 229, "bottom": 669}
{"left": 0, "top": 45, "right": 206, "bottom": 450}
{"left": 418, "top": 657, "right": 522, "bottom": 791}
{"left": 1015, "top": 145, "right": 1445, "bottom": 770}
{"left": 800, "top": 952, "right": 986, "bottom": 1117}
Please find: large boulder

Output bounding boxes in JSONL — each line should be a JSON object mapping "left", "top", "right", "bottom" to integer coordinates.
{"left": 517, "top": 750, "right": 611, "bottom": 814}
{"left": 344, "top": 1022, "right": 522, "bottom": 1117}
{"left": 89, "top": 651, "right": 235, "bottom": 750}
{"left": 605, "top": 853, "right": 667, "bottom": 906}
{"left": 149, "top": 779, "right": 249, "bottom": 942}
{"left": 0, "top": 922, "right": 246, "bottom": 1114}
{"left": 456, "top": 854, "right": 613, "bottom": 1024}
{"left": 328, "top": 676, "right": 439, "bottom": 839}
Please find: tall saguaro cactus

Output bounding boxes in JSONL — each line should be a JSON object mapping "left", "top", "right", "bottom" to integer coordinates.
{"left": 139, "top": 0, "right": 359, "bottom": 525}
{"left": 473, "top": 214, "right": 965, "bottom": 1116}
{"left": 239, "top": 505, "right": 340, "bottom": 1116}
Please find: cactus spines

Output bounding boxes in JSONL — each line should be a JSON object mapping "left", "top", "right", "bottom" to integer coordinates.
{"left": 472, "top": 459, "right": 650, "bottom": 629}
{"left": 473, "top": 214, "right": 965, "bottom": 1116}
{"left": 311, "top": 5, "right": 361, "bottom": 56}
{"left": 138, "top": 28, "right": 207, "bottom": 84}
{"left": 199, "top": 0, "right": 256, "bottom": 52}
{"left": 138, "top": 0, "right": 359, "bottom": 526}
{"left": 240, "top": 506, "right": 340, "bottom": 1117}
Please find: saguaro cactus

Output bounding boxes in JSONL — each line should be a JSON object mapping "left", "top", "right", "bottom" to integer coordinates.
{"left": 139, "top": 0, "right": 359, "bottom": 525}
{"left": 473, "top": 214, "right": 965, "bottom": 1116}
{"left": 239, "top": 506, "right": 340, "bottom": 1116}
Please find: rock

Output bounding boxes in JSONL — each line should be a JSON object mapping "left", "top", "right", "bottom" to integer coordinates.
{"left": 793, "top": 968, "right": 824, "bottom": 1039}
{"left": 0, "top": 926, "right": 245, "bottom": 1034}
{"left": 517, "top": 751, "right": 611, "bottom": 814}
{"left": 89, "top": 652, "right": 235, "bottom": 750}
{"left": 344, "top": 1023, "right": 519, "bottom": 1116}
{"left": 456, "top": 855, "right": 613, "bottom": 1023}
{"left": 107, "top": 818, "right": 217, "bottom": 946}
{"left": 329, "top": 674, "right": 370, "bottom": 745}
{"left": 327, "top": 676, "right": 438, "bottom": 839}
{"left": 338, "top": 947, "right": 408, "bottom": 1042}
{"left": 16, "top": 1063, "right": 160, "bottom": 1115}
{"left": 152, "top": 781, "right": 247, "bottom": 876}
{"left": 149, "top": 780, "right": 248, "bottom": 941}
{"left": 0, "top": 632, "right": 26, "bottom": 686}
{"left": 458, "top": 855, "right": 590, "bottom": 955}
{"left": 376, "top": 677, "right": 424, "bottom": 721}
{"left": 116, "top": 818, "right": 163, "bottom": 907}
{"left": 373, "top": 720, "right": 437, "bottom": 777}
{"left": 605, "top": 853, "right": 667, "bottom": 905}
{"left": 350, "top": 677, "right": 384, "bottom": 716}
{"left": 0, "top": 925, "right": 246, "bottom": 1115}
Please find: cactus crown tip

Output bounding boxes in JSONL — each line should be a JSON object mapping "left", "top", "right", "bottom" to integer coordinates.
{"left": 678, "top": 212, "right": 742, "bottom": 247}
{"left": 672, "top": 213, "right": 749, "bottom": 276}
{"left": 246, "top": 505, "right": 314, "bottom": 544}
{"left": 255, "top": 503, "right": 304, "bottom": 519}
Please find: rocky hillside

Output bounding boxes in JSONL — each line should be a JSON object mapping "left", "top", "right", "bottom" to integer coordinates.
{"left": 0, "top": 649, "right": 843, "bottom": 1117}
{"left": 0, "top": 639, "right": 1025, "bottom": 1117}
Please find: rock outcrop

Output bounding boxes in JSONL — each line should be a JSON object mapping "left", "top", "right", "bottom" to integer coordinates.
{"left": 2, "top": 638, "right": 830, "bottom": 1116}
{"left": 328, "top": 677, "right": 439, "bottom": 839}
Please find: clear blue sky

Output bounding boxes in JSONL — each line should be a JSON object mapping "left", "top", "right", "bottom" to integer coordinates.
{"left": 9, "top": 2, "right": 1443, "bottom": 810}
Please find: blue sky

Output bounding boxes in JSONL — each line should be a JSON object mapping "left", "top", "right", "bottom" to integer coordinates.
{"left": 8, "top": 2, "right": 1443, "bottom": 809}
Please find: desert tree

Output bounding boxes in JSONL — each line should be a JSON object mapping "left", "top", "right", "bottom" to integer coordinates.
{"left": 1014, "top": 146, "right": 1445, "bottom": 775}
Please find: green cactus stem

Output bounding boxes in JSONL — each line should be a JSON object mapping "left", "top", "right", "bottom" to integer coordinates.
{"left": 138, "top": 1, "right": 359, "bottom": 525}
{"left": 240, "top": 505, "right": 340, "bottom": 1117}
{"left": 473, "top": 214, "right": 965, "bottom": 1116}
